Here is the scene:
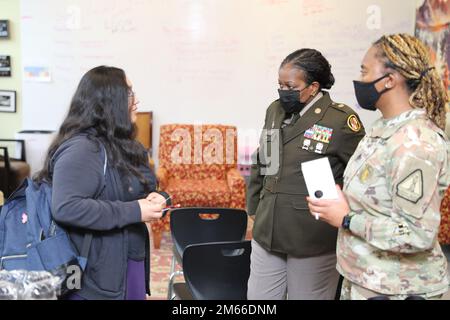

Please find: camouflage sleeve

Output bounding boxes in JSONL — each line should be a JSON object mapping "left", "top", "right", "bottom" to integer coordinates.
{"left": 349, "top": 140, "right": 445, "bottom": 253}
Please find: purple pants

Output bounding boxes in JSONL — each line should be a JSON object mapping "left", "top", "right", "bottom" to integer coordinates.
{"left": 67, "top": 259, "right": 146, "bottom": 300}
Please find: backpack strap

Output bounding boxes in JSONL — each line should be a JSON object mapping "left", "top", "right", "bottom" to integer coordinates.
{"left": 78, "top": 144, "right": 108, "bottom": 268}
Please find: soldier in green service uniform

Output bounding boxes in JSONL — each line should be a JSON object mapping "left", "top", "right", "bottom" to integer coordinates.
{"left": 307, "top": 34, "right": 450, "bottom": 300}
{"left": 247, "top": 49, "right": 365, "bottom": 300}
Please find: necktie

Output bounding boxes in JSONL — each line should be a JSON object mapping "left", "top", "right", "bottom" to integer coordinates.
{"left": 290, "top": 112, "right": 300, "bottom": 125}
{"left": 281, "top": 113, "right": 300, "bottom": 129}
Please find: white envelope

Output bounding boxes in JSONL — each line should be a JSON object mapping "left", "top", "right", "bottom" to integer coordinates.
{"left": 301, "top": 157, "right": 338, "bottom": 200}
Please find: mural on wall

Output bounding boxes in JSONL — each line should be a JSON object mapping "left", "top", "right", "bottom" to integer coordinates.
{"left": 415, "top": 0, "right": 450, "bottom": 110}
{"left": 416, "top": 1, "right": 450, "bottom": 244}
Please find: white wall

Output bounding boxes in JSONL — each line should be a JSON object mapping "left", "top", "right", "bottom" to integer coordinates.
{"left": 20, "top": 0, "right": 416, "bottom": 166}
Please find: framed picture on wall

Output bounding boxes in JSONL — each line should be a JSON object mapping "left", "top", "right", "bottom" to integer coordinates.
{"left": 0, "top": 90, "right": 16, "bottom": 113}
{"left": 0, "top": 20, "right": 9, "bottom": 38}
{"left": 0, "top": 55, "right": 11, "bottom": 76}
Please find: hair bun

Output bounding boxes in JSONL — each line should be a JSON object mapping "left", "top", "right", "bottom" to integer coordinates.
{"left": 281, "top": 49, "right": 335, "bottom": 90}
{"left": 322, "top": 72, "right": 335, "bottom": 90}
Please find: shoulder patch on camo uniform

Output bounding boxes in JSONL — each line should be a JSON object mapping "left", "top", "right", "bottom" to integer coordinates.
{"left": 396, "top": 169, "right": 423, "bottom": 204}
{"left": 347, "top": 115, "right": 362, "bottom": 132}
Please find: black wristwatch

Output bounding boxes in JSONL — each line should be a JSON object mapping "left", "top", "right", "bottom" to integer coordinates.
{"left": 342, "top": 214, "right": 352, "bottom": 230}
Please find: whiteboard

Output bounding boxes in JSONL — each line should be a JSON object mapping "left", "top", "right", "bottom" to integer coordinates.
{"left": 20, "top": 0, "right": 416, "bottom": 164}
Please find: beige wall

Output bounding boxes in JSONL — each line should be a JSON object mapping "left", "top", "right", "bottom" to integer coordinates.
{"left": 0, "top": 0, "right": 22, "bottom": 139}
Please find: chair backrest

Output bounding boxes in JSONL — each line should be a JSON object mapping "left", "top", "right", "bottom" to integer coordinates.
{"left": 183, "top": 240, "right": 251, "bottom": 300}
{"left": 0, "top": 139, "right": 28, "bottom": 197}
{"left": 170, "top": 207, "right": 248, "bottom": 257}
{"left": 135, "top": 111, "right": 153, "bottom": 156}
{"left": 0, "top": 146, "right": 11, "bottom": 197}
{"left": 158, "top": 124, "right": 238, "bottom": 180}
{"left": 0, "top": 139, "right": 26, "bottom": 161}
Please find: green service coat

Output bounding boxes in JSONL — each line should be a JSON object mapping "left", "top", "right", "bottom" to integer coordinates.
{"left": 247, "top": 91, "right": 365, "bottom": 257}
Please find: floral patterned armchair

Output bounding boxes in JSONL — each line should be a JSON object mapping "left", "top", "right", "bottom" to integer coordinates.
{"left": 439, "top": 186, "right": 450, "bottom": 245}
{"left": 150, "top": 124, "right": 246, "bottom": 249}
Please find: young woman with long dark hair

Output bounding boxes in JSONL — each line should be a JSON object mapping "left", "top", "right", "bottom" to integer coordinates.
{"left": 35, "top": 66, "right": 168, "bottom": 300}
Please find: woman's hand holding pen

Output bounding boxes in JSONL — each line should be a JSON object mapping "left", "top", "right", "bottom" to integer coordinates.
{"left": 148, "top": 193, "right": 181, "bottom": 213}
{"left": 146, "top": 192, "right": 168, "bottom": 204}
{"left": 138, "top": 192, "right": 169, "bottom": 222}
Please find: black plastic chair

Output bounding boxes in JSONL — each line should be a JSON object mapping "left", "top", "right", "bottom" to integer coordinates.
{"left": 167, "top": 207, "right": 248, "bottom": 299}
{"left": 0, "top": 139, "right": 29, "bottom": 198}
{"left": 173, "top": 240, "right": 251, "bottom": 300}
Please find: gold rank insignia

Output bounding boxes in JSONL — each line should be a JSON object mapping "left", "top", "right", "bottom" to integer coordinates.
{"left": 359, "top": 165, "right": 373, "bottom": 183}
{"left": 347, "top": 115, "right": 361, "bottom": 132}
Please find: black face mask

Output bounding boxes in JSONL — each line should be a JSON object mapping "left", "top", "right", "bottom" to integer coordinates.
{"left": 353, "top": 74, "right": 391, "bottom": 111}
{"left": 278, "top": 85, "right": 310, "bottom": 114}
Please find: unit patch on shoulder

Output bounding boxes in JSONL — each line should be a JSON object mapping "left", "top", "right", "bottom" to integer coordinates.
{"left": 347, "top": 115, "right": 361, "bottom": 132}
{"left": 396, "top": 169, "right": 423, "bottom": 204}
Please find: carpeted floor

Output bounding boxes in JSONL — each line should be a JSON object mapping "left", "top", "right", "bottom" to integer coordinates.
{"left": 148, "top": 230, "right": 183, "bottom": 300}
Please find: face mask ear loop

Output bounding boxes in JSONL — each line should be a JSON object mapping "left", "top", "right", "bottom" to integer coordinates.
{"left": 372, "top": 73, "right": 391, "bottom": 84}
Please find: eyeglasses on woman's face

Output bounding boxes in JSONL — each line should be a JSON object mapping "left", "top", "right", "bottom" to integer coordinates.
{"left": 128, "top": 89, "right": 139, "bottom": 107}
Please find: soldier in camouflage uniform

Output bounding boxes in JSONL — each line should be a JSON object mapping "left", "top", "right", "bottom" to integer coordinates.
{"left": 307, "top": 34, "right": 450, "bottom": 300}
{"left": 338, "top": 109, "right": 449, "bottom": 300}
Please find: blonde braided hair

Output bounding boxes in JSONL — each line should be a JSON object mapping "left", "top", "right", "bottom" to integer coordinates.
{"left": 374, "top": 33, "right": 448, "bottom": 130}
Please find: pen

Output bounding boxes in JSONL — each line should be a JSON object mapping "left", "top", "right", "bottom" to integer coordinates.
{"left": 162, "top": 204, "right": 181, "bottom": 212}
{"left": 315, "top": 213, "right": 319, "bottom": 220}
{"left": 161, "top": 204, "right": 181, "bottom": 218}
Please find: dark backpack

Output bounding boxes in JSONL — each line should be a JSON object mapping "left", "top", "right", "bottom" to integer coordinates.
{"left": 0, "top": 146, "right": 107, "bottom": 297}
